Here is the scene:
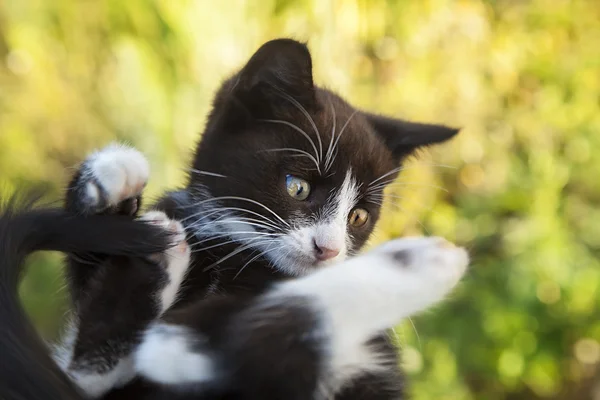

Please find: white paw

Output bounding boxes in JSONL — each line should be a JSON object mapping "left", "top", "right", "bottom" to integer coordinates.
{"left": 140, "top": 211, "right": 191, "bottom": 313}
{"left": 347, "top": 236, "right": 469, "bottom": 318}
{"left": 376, "top": 236, "right": 469, "bottom": 291}
{"left": 83, "top": 143, "right": 149, "bottom": 212}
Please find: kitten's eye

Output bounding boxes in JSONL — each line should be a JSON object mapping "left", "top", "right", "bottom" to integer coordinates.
{"left": 286, "top": 175, "right": 311, "bottom": 201}
{"left": 349, "top": 208, "right": 369, "bottom": 227}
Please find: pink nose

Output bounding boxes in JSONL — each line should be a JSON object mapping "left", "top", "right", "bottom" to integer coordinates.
{"left": 313, "top": 241, "right": 340, "bottom": 261}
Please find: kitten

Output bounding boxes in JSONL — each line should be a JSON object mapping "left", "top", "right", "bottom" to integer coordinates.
{"left": 58, "top": 39, "right": 464, "bottom": 399}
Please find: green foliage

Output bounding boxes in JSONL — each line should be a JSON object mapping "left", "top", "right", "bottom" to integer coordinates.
{"left": 1, "top": 0, "right": 599, "bottom": 398}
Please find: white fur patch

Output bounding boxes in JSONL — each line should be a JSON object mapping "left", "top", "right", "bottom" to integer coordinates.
{"left": 270, "top": 236, "right": 469, "bottom": 392}
{"left": 69, "top": 357, "right": 136, "bottom": 399}
{"left": 264, "top": 169, "right": 360, "bottom": 275}
{"left": 140, "top": 211, "right": 191, "bottom": 313}
{"left": 85, "top": 143, "right": 149, "bottom": 208}
{"left": 52, "top": 317, "right": 78, "bottom": 372}
{"left": 54, "top": 320, "right": 135, "bottom": 399}
{"left": 135, "top": 324, "right": 215, "bottom": 386}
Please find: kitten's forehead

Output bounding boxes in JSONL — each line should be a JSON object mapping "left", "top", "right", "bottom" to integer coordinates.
{"left": 272, "top": 89, "right": 397, "bottom": 184}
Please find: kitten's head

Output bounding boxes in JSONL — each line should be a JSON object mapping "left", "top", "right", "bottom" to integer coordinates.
{"left": 191, "top": 39, "right": 458, "bottom": 276}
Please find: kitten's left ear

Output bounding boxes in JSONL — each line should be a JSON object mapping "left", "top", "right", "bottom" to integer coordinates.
{"left": 365, "top": 113, "right": 460, "bottom": 160}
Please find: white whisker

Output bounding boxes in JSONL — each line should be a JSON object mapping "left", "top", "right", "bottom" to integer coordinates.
{"left": 276, "top": 90, "right": 323, "bottom": 163}
{"left": 191, "top": 234, "right": 276, "bottom": 254}
{"left": 185, "top": 208, "right": 284, "bottom": 233}
{"left": 184, "top": 196, "right": 290, "bottom": 229}
{"left": 187, "top": 168, "right": 227, "bottom": 178}
{"left": 204, "top": 196, "right": 291, "bottom": 228}
{"left": 232, "top": 243, "right": 286, "bottom": 281}
{"left": 260, "top": 148, "right": 320, "bottom": 172}
{"left": 324, "top": 100, "right": 337, "bottom": 172}
{"left": 367, "top": 181, "right": 449, "bottom": 194}
{"left": 368, "top": 166, "right": 406, "bottom": 187}
{"left": 368, "top": 163, "right": 456, "bottom": 188}
{"left": 203, "top": 239, "right": 272, "bottom": 272}
{"left": 325, "top": 110, "right": 357, "bottom": 172}
{"left": 260, "top": 119, "right": 321, "bottom": 174}
{"left": 407, "top": 317, "right": 421, "bottom": 350}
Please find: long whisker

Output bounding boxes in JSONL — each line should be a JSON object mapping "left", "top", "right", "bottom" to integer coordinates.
{"left": 185, "top": 207, "right": 282, "bottom": 230}
{"left": 324, "top": 100, "right": 337, "bottom": 172}
{"left": 191, "top": 228, "right": 279, "bottom": 244}
{"left": 367, "top": 181, "right": 449, "bottom": 194}
{"left": 276, "top": 90, "right": 323, "bottom": 163}
{"left": 186, "top": 168, "right": 227, "bottom": 178}
{"left": 184, "top": 207, "right": 284, "bottom": 232}
{"left": 368, "top": 166, "right": 406, "bottom": 187}
{"left": 232, "top": 243, "right": 286, "bottom": 281}
{"left": 203, "top": 239, "right": 272, "bottom": 272}
{"left": 259, "top": 148, "right": 320, "bottom": 172}
{"left": 183, "top": 196, "right": 290, "bottom": 229}
{"left": 232, "top": 251, "right": 265, "bottom": 280}
{"left": 191, "top": 234, "right": 278, "bottom": 254}
{"left": 368, "top": 163, "right": 457, "bottom": 188}
{"left": 260, "top": 119, "right": 321, "bottom": 174}
{"left": 205, "top": 196, "right": 291, "bottom": 228}
{"left": 407, "top": 317, "right": 421, "bottom": 350}
{"left": 191, "top": 238, "right": 262, "bottom": 254}
{"left": 397, "top": 204, "right": 430, "bottom": 235}
{"left": 325, "top": 110, "right": 357, "bottom": 172}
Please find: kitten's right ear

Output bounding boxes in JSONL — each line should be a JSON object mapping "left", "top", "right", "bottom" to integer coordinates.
{"left": 230, "top": 39, "right": 316, "bottom": 119}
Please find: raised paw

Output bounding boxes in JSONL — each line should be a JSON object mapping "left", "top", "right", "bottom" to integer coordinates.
{"left": 377, "top": 236, "right": 469, "bottom": 288}
{"left": 67, "top": 144, "right": 150, "bottom": 215}
{"left": 140, "top": 211, "right": 191, "bottom": 313}
{"left": 279, "top": 236, "right": 469, "bottom": 337}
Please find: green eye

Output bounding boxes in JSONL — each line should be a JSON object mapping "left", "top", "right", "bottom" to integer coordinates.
{"left": 349, "top": 208, "right": 369, "bottom": 227}
{"left": 286, "top": 175, "right": 311, "bottom": 201}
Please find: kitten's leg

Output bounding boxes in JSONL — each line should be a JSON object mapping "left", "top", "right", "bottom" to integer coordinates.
{"left": 56, "top": 212, "right": 191, "bottom": 398}
{"left": 64, "top": 143, "right": 150, "bottom": 304}
{"left": 134, "top": 237, "right": 468, "bottom": 399}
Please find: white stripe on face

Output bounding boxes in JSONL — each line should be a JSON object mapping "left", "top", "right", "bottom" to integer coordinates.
{"left": 272, "top": 169, "right": 361, "bottom": 274}
{"left": 189, "top": 170, "right": 361, "bottom": 276}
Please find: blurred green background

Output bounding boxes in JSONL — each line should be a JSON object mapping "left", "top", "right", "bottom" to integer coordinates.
{"left": 1, "top": 0, "right": 599, "bottom": 399}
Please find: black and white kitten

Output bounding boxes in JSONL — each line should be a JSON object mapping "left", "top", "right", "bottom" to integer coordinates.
{"left": 58, "top": 39, "right": 465, "bottom": 399}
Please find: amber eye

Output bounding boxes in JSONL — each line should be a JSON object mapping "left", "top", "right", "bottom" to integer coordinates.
{"left": 286, "top": 175, "right": 311, "bottom": 201}
{"left": 349, "top": 208, "right": 369, "bottom": 227}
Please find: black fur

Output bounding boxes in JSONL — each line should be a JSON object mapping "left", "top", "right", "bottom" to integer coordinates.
{"left": 0, "top": 193, "right": 172, "bottom": 400}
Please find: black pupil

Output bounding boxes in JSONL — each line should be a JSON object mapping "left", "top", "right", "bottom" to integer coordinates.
{"left": 296, "top": 186, "right": 303, "bottom": 195}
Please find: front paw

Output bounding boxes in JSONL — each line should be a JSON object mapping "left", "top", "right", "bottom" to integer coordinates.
{"left": 378, "top": 236, "right": 469, "bottom": 291}
{"left": 68, "top": 143, "right": 150, "bottom": 215}
{"left": 141, "top": 211, "right": 191, "bottom": 313}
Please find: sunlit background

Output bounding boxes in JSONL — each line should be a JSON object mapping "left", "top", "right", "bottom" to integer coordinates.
{"left": 1, "top": 0, "right": 599, "bottom": 399}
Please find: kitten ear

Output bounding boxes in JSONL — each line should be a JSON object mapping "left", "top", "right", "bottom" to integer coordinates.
{"left": 365, "top": 113, "right": 460, "bottom": 160}
{"left": 234, "top": 38, "right": 316, "bottom": 117}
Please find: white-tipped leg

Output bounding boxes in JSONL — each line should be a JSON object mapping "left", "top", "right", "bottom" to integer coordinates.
{"left": 140, "top": 211, "right": 191, "bottom": 313}
{"left": 135, "top": 237, "right": 468, "bottom": 396}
